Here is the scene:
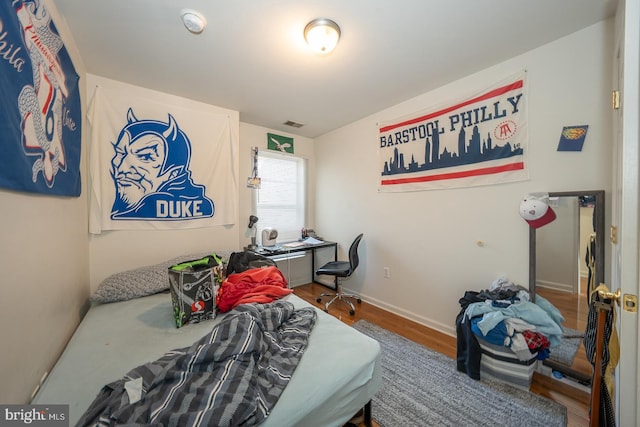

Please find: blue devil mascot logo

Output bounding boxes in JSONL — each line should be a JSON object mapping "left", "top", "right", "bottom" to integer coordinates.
{"left": 110, "top": 108, "right": 214, "bottom": 220}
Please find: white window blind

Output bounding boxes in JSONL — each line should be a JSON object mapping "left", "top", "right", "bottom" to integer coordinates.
{"left": 254, "top": 150, "right": 306, "bottom": 243}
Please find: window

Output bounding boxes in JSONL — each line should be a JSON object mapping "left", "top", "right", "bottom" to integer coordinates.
{"left": 254, "top": 150, "right": 306, "bottom": 243}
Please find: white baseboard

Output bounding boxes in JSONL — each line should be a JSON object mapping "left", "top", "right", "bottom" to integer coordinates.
{"left": 342, "top": 286, "right": 456, "bottom": 338}
{"left": 536, "top": 280, "right": 574, "bottom": 293}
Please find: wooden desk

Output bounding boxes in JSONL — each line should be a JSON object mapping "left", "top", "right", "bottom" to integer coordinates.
{"left": 251, "top": 240, "right": 338, "bottom": 288}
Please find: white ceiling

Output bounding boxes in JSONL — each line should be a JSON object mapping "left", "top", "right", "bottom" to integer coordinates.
{"left": 51, "top": 0, "right": 617, "bottom": 138}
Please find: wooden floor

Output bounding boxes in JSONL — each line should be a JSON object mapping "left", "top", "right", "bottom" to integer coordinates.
{"left": 536, "top": 285, "right": 592, "bottom": 383}
{"left": 293, "top": 283, "right": 591, "bottom": 427}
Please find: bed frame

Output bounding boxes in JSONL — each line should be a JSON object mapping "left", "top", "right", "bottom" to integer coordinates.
{"left": 32, "top": 292, "right": 381, "bottom": 426}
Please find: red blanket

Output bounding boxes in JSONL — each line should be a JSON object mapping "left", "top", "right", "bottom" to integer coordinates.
{"left": 216, "top": 266, "right": 292, "bottom": 313}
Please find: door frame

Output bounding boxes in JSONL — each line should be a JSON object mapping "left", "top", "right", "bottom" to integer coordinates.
{"left": 612, "top": 0, "right": 639, "bottom": 425}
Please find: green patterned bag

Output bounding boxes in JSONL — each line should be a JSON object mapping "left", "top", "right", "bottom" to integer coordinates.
{"left": 168, "top": 253, "right": 224, "bottom": 328}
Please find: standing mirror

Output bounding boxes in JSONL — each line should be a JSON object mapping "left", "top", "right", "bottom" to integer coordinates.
{"left": 529, "top": 190, "right": 605, "bottom": 383}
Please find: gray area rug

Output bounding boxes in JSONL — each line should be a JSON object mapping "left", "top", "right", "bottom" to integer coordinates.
{"left": 548, "top": 327, "right": 583, "bottom": 366}
{"left": 353, "top": 320, "right": 567, "bottom": 427}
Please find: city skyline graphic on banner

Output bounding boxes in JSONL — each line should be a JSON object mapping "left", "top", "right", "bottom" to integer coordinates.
{"left": 381, "top": 123, "right": 523, "bottom": 176}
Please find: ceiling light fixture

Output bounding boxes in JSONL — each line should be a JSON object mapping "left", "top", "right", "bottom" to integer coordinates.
{"left": 304, "top": 18, "right": 341, "bottom": 54}
{"left": 181, "top": 9, "right": 207, "bottom": 34}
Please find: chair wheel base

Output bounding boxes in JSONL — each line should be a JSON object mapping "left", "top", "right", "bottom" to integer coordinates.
{"left": 357, "top": 298, "right": 362, "bottom": 304}
{"left": 349, "top": 309, "right": 355, "bottom": 315}
{"left": 316, "top": 298, "right": 322, "bottom": 303}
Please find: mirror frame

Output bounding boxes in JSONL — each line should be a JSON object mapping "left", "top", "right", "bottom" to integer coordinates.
{"left": 529, "top": 190, "right": 605, "bottom": 302}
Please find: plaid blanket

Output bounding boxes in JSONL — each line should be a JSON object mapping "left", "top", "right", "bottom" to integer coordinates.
{"left": 77, "top": 300, "right": 317, "bottom": 426}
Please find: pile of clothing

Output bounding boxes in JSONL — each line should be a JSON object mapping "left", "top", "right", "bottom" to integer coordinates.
{"left": 216, "top": 250, "right": 294, "bottom": 313}
{"left": 456, "top": 276, "right": 565, "bottom": 380}
{"left": 217, "top": 265, "right": 292, "bottom": 313}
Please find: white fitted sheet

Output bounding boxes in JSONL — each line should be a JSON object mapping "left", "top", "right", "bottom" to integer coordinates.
{"left": 32, "top": 292, "right": 381, "bottom": 426}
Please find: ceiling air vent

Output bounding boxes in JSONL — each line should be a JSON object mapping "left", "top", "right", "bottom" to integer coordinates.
{"left": 283, "top": 120, "right": 304, "bottom": 128}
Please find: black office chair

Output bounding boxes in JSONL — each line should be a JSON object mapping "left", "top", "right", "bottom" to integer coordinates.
{"left": 315, "top": 233, "right": 363, "bottom": 315}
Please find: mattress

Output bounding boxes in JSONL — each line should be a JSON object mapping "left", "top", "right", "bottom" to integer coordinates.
{"left": 32, "top": 292, "right": 382, "bottom": 426}
{"left": 478, "top": 338, "right": 539, "bottom": 390}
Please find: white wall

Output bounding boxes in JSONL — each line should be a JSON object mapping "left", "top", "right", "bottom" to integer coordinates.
{"left": 537, "top": 198, "right": 579, "bottom": 292}
{"left": 579, "top": 206, "right": 595, "bottom": 278}
{"left": 314, "top": 20, "right": 614, "bottom": 336}
{"left": 0, "top": 1, "right": 89, "bottom": 403}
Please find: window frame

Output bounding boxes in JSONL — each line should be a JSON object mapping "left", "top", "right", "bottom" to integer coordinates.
{"left": 252, "top": 149, "right": 307, "bottom": 244}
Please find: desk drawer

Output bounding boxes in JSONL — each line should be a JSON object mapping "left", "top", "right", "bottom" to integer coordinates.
{"left": 269, "top": 252, "right": 310, "bottom": 287}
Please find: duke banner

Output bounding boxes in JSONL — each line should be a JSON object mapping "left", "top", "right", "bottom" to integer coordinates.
{"left": 379, "top": 71, "right": 528, "bottom": 192}
{"left": 88, "top": 85, "right": 237, "bottom": 233}
{"left": 0, "top": 1, "right": 82, "bottom": 196}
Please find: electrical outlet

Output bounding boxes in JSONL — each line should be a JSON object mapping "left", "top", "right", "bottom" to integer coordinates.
{"left": 383, "top": 267, "right": 391, "bottom": 279}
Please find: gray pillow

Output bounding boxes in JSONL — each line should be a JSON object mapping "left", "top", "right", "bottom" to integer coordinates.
{"left": 91, "top": 251, "right": 233, "bottom": 304}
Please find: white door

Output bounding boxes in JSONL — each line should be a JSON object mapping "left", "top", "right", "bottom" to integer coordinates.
{"left": 612, "top": 0, "right": 639, "bottom": 425}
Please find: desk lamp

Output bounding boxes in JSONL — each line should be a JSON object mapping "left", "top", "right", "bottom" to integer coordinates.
{"left": 248, "top": 215, "right": 259, "bottom": 249}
